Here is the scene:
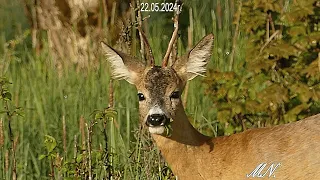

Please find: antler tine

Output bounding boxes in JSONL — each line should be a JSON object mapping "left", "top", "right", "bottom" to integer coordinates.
{"left": 162, "top": 17, "right": 179, "bottom": 67}
{"left": 137, "top": 27, "right": 155, "bottom": 67}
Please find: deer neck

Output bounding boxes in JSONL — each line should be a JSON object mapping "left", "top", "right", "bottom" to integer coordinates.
{"left": 150, "top": 105, "right": 212, "bottom": 177}
{"left": 152, "top": 104, "right": 210, "bottom": 144}
{"left": 152, "top": 106, "right": 208, "bottom": 148}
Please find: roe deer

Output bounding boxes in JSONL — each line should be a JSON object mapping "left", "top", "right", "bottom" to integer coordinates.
{"left": 101, "top": 33, "right": 320, "bottom": 179}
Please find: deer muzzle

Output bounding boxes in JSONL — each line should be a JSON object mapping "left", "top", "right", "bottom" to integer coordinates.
{"left": 146, "top": 114, "right": 169, "bottom": 127}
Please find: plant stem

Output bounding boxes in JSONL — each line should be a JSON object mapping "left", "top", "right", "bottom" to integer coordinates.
{"left": 4, "top": 101, "right": 17, "bottom": 180}
{"left": 229, "top": 0, "right": 242, "bottom": 71}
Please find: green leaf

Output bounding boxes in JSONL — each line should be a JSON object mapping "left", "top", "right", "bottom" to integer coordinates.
{"left": 217, "top": 110, "right": 231, "bottom": 123}
{"left": 227, "top": 87, "right": 236, "bottom": 100}
{"left": 288, "top": 26, "right": 306, "bottom": 37}
{"left": 0, "top": 111, "right": 8, "bottom": 114}
{"left": 3, "top": 92, "right": 12, "bottom": 101}
{"left": 248, "top": 88, "right": 257, "bottom": 100}
{"left": 232, "top": 104, "right": 243, "bottom": 114}
{"left": 224, "top": 124, "right": 235, "bottom": 136}
{"left": 76, "top": 154, "right": 83, "bottom": 163}
{"left": 44, "top": 135, "right": 57, "bottom": 153}
{"left": 38, "top": 154, "right": 47, "bottom": 160}
{"left": 284, "top": 103, "right": 309, "bottom": 123}
{"left": 94, "top": 112, "right": 103, "bottom": 120}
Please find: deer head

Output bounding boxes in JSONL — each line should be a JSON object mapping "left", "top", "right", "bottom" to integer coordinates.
{"left": 101, "top": 34, "right": 213, "bottom": 135}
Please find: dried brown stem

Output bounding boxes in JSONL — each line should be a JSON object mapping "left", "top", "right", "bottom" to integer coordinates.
{"left": 50, "top": 157, "right": 54, "bottom": 180}
{"left": 108, "top": 79, "right": 114, "bottom": 108}
{"left": 259, "top": 30, "right": 280, "bottom": 55}
{"left": 5, "top": 150, "right": 8, "bottom": 172}
{"left": 268, "top": 12, "right": 276, "bottom": 33}
{"left": 216, "top": 0, "right": 222, "bottom": 30}
{"left": 266, "top": 13, "right": 270, "bottom": 41}
{"left": 183, "top": 14, "right": 193, "bottom": 107}
{"left": 86, "top": 123, "right": 92, "bottom": 180}
{"left": 79, "top": 116, "right": 86, "bottom": 148}
{"left": 73, "top": 135, "right": 78, "bottom": 178}
{"left": 318, "top": 52, "right": 320, "bottom": 73}
{"left": 13, "top": 134, "right": 19, "bottom": 180}
{"left": 136, "top": 0, "right": 145, "bottom": 61}
{"left": 183, "top": 81, "right": 189, "bottom": 108}
{"left": 4, "top": 100, "right": 17, "bottom": 180}
{"left": 101, "top": 0, "right": 108, "bottom": 30}
{"left": 62, "top": 115, "right": 67, "bottom": 155}
{"left": 0, "top": 118, "right": 3, "bottom": 148}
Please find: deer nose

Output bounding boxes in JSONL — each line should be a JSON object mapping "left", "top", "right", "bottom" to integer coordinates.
{"left": 146, "top": 114, "right": 166, "bottom": 126}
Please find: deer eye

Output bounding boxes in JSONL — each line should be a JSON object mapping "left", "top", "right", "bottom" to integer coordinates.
{"left": 170, "top": 91, "right": 180, "bottom": 99}
{"left": 137, "top": 93, "right": 145, "bottom": 101}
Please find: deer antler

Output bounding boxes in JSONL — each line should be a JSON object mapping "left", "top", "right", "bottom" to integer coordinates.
{"left": 162, "top": 0, "right": 181, "bottom": 67}
{"left": 137, "top": 27, "right": 155, "bottom": 67}
{"left": 162, "top": 24, "right": 179, "bottom": 67}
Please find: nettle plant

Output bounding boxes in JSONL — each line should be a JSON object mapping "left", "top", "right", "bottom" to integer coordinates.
{"left": 205, "top": 0, "right": 320, "bottom": 135}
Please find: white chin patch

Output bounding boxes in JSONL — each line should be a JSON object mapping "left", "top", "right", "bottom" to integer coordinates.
{"left": 149, "top": 126, "right": 165, "bottom": 134}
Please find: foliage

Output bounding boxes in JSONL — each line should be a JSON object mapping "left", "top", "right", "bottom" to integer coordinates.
{"left": 205, "top": 0, "right": 320, "bottom": 135}
{"left": 0, "top": 77, "right": 24, "bottom": 179}
{"left": 0, "top": 78, "right": 24, "bottom": 117}
{"left": 35, "top": 105, "right": 175, "bottom": 179}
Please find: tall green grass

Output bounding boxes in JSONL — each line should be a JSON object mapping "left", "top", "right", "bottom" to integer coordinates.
{"left": 0, "top": 0, "right": 243, "bottom": 179}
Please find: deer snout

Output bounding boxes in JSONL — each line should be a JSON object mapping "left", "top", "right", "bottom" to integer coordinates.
{"left": 146, "top": 114, "right": 168, "bottom": 127}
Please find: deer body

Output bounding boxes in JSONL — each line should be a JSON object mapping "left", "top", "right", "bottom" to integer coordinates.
{"left": 102, "top": 33, "right": 320, "bottom": 179}
{"left": 152, "top": 113, "right": 320, "bottom": 179}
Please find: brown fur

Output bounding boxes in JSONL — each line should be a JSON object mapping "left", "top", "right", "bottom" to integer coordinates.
{"left": 101, "top": 34, "right": 320, "bottom": 179}
{"left": 152, "top": 111, "right": 320, "bottom": 179}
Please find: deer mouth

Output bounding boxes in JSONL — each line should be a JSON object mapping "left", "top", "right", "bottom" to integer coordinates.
{"left": 145, "top": 114, "right": 170, "bottom": 127}
{"left": 145, "top": 114, "right": 170, "bottom": 134}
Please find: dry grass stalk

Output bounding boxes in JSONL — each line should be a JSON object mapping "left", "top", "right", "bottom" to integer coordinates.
{"left": 5, "top": 150, "right": 9, "bottom": 172}
{"left": 73, "top": 135, "right": 77, "bottom": 160}
{"left": 13, "top": 134, "right": 19, "bottom": 153}
{"left": 268, "top": 12, "right": 276, "bottom": 33}
{"left": 318, "top": 52, "right": 320, "bottom": 73}
{"left": 3, "top": 100, "right": 18, "bottom": 179}
{"left": 0, "top": 118, "right": 3, "bottom": 148}
{"left": 216, "top": 0, "right": 222, "bottom": 30}
{"left": 259, "top": 30, "right": 280, "bottom": 55}
{"left": 108, "top": 79, "right": 114, "bottom": 108}
{"left": 229, "top": 0, "right": 242, "bottom": 71}
{"left": 86, "top": 123, "right": 93, "bottom": 180}
{"left": 183, "top": 7, "right": 193, "bottom": 107}
{"left": 79, "top": 116, "right": 86, "bottom": 149}
{"left": 73, "top": 135, "right": 80, "bottom": 179}
{"left": 62, "top": 115, "right": 67, "bottom": 155}
{"left": 136, "top": 0, "right": 145, "bottom": 61}
{"left": 12, "top": 134, "right": 19, "bottom": 180}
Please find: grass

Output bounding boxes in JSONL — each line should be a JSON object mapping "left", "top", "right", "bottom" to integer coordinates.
{"left": 0, "top": 0, "right": 243, "bottom": 179}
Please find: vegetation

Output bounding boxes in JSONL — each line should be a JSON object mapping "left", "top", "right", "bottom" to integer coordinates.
{"left": 205, "top": 0, "right": 320, "bottom": 135}
{"left": 0, "top": 0, "right": 319, "bottom": 179}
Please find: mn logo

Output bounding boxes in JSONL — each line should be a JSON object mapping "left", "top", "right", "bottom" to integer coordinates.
{"left": 246, "top": 163, "right": 281, "bottom": 178}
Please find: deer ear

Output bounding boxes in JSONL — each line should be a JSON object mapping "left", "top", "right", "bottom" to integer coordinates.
{"left": 101, "top": 42, "right": 145, "bottom": 84}
{"left": 172, "top": 34, "right": 214, "bottom": 82}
